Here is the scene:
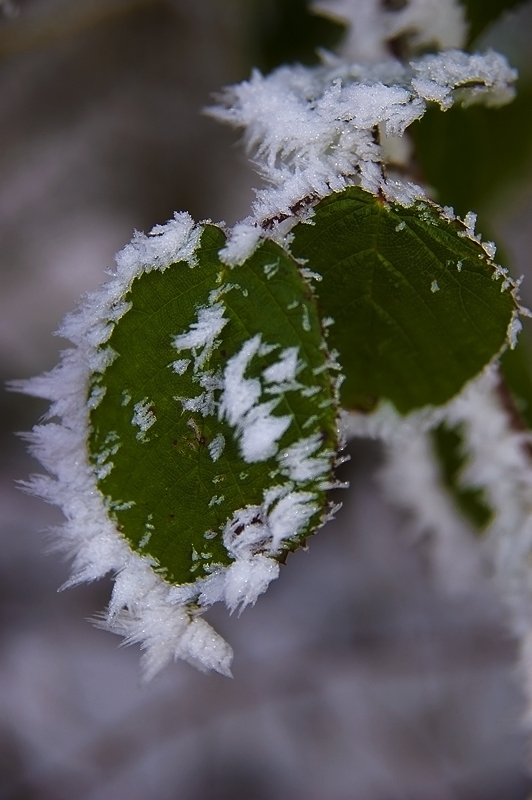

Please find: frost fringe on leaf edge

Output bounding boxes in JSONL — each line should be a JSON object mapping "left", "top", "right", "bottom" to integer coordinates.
{"left": 17, "top": 214, "right": 234, "bottom": 680}
{"left": 16, "top": 211, "right": 346, "bottom": 681}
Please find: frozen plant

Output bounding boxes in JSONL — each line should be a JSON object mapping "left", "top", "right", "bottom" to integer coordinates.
{"left": 14, "top": 0, "right": 532, "bottom": 702}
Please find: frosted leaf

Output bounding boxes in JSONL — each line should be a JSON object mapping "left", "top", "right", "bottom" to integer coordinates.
{"left": 291, "top": 187, "right": 519, "bottom": 414}
{"left": 19, "top": 218, "right": 340, "bottom": 677}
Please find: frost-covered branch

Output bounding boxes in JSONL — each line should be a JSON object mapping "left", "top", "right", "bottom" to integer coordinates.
{"left": 210, "top": 47, "right": 515, "bottom": 260}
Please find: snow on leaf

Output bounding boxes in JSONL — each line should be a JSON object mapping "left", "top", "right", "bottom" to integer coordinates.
{"left": 89, "top": 224, "right": 340, "bottom": 588}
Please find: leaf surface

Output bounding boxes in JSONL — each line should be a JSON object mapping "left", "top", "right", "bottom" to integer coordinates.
{"left": 88, "top": 225, "right": 339, "bottom": 586}
{"left": 290, "top": 187, "right": 517, "bottom": 414}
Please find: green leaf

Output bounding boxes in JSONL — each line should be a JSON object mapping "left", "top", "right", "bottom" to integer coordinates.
{"left": 461, "top": 0, "right": 528, "bottom": 43}
{"left": 88, "top": 225, "right": 339, "bottom": 586}
{"left": 290, "top": 187, "right": 517, "bottom": 414}
{"left": 431, "top": 422, "right": 494, "bottom": 531}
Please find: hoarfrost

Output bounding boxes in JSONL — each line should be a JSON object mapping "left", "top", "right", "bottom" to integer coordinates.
{"left": 218, "top": 336, "right": 293, "bottom": 463}
{"left": 171, "top": 358, "right": 190, "bottom": 375}
{"left": 484, "top": 241, "right": 497, "bottom": 259}
{"left": 412, "top": 49, "right": 517, "bottom": 110}
{"left": 219, "top": 219, "right": 262, "bottom": 265}
{"left": 378, "top": 423, "right": 483, "bottom": 595}
{"left": 279, "top": 434, "right": 333, "bottom": 482}
{"left": 263, "top": 347, "right": 300, "bottom": 384}
{"left": 210, "top": 48, "right": 515, "bottom": 222}
{"left": 208, "top": 433, "right": 225, "bottom": 462}
{"left": 268, "top": 491, "right": 318, "bottom": 550}
{"left": 386, "top": 0, "right": 467, "bottom": 51}
{"left": 217, "top": 483, "right": 326, "bottom": 612}
{"left": 173, "top": 302, "right": 228, "bottom": 370}
{"left": 508, "top": 312, "right": 522, "bottom": 349}
{"left": 131, "top": 399, "right": 156, "bottom": 441}
{"left": 239, "top": 402, "right": 292, "bottom": 463}
{"left": 218, "top": 335, "right": 262, "bottom": 428}
{"left": 87, "top": 384, "right": 106, "bottom": 409}
{"left": 223, "top": 556, "right": 280, "bottom": 614}
{"left": 115, "top": 212, "right": 202, "bottom": 275}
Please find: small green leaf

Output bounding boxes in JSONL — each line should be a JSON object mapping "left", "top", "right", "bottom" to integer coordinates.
{"left": 290, "top": 187, "right": 517, "bottom": 414}
{"left": 88, "top": 225, "right": 339, "bottom": 586}
{"left": 431, "top": 422, "right": 494, "bottom": 531}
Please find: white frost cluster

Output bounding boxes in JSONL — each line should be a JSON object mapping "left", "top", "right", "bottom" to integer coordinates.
{"left": 220, "top": 337, "right": 290, "bottom": 462}
{"left": 312, "top": 0, "right": 467, "bottom": 61}
{"left": 168, "top": 303, "right": 337, "bottom": 616}
{"left": 411, "top": 49, "right": 518, "bottom": 109}
{"left": 131, "top": 398, "right": 156, "bottom": 442}
{"left": 210, "top": 49, "right": 516, "bottom": 227}
{"left": 169, "top": 486, "right": 321, "bottom": 616}
{"left": 173, "top": 303, "right": 228, "bottom": 363}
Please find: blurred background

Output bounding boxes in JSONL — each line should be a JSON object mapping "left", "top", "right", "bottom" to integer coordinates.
{"left": 1, "top": 1, "right": 532, "bottom": 798}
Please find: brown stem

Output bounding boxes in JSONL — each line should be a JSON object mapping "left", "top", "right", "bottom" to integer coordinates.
{"left": 495, "top": 370, "right": 532, "bottom": 460}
